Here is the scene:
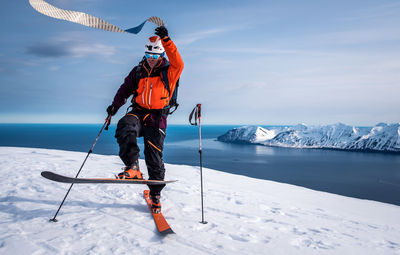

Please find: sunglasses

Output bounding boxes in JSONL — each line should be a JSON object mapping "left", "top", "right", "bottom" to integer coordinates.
{"left": 145, "top": 53, "right": 162, "bottom": 59}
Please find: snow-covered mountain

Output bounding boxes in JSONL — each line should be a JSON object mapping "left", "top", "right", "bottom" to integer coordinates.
{"left": 1, "top": 147, "right": 399, "bottom": 254}
{"left": 218, "top": 123, "right": 400, "bottom": 152}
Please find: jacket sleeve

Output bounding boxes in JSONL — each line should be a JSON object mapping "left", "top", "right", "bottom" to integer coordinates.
{"left": 161, "top": 38, "right": 184, "bottom": 96}
{"left": 112, "top": 66, "right": 137, "bottom": 110}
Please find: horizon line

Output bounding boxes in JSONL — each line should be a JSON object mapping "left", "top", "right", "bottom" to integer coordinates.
{"left": 0, "top": 122, "right": 393, "bottom": 127}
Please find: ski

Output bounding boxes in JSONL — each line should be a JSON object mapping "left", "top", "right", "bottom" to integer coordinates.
{"left": 41, "top": 171, "right": 177, "bottom": 185}
{"left": 143, "top": 190, "right": 174, "bottom": 235}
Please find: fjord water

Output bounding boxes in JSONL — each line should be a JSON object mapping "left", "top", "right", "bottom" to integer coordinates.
{"left": 1, "top": 124, "right": 399, "bottom": 205}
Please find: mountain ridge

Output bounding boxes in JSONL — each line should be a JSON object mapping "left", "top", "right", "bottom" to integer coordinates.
{"left": 218, "top": 123, "right": 400, "bottom": 152}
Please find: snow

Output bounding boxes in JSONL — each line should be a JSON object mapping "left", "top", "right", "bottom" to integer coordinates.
{"left": 218, "top": 123, "right": 400, "bottom": 152}
{"left": 1, "top": 147, "right": 400, "bottom": 255}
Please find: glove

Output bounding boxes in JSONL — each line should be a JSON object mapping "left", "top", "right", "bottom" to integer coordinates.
{"left": 155, "top": 26, "right": 169, "bottom": 39}
{"left": 106, "top": 104, "right": 118, "bottom": 116}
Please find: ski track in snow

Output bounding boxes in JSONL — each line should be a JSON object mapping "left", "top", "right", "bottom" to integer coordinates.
{"left": 0, "top": 147, "right": 399, "bottom": 255}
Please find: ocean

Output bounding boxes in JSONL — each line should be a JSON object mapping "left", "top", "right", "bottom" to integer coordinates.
{"left": 1, "top": 124, "right": 399, "bottom": 206}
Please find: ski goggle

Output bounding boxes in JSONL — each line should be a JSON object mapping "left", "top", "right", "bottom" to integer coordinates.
{"left": 145, "top": 53, "right": 162, "bottom": 59}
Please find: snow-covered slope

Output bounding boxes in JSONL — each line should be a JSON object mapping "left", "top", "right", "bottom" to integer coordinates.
{"left": 1, "top": 147, "right": 399, "bottom": 255}
{"left": 218, "top": 123, "right": 400, "bottom": 152}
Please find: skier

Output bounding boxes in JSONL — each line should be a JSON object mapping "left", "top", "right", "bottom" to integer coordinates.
{"left": 106, "top": 26, "right": 184, "bottom": 213}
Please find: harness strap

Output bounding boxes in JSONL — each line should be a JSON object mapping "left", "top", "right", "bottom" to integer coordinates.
{"left": 129, "top": 103, "right": 164, "bottom": 130}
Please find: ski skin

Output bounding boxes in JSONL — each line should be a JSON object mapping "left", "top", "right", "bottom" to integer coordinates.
{"left": 41, "top": 171, "right": 177, "bottom": 185}
{"left": 143, "top": 190, "right": 174, "bottom": 235}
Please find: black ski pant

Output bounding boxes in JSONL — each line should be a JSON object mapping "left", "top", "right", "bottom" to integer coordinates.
{"left": 115, "top": 112, "right": 166, "bottom": 195}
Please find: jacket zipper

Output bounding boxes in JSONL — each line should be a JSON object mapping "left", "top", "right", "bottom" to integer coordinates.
{"left": 142, "top": 65, "right": 154, "bottom": 109}
{"left": 142, "top": 80, "right": 146, "bottom": 106}
{"left": 148, "top": 82, "right": 153, "bottom": 109}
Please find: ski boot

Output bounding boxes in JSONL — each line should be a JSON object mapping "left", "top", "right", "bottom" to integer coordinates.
{"left": 117, "top": 164, "right": 143, "bottom": 180}
{"left": 150, "top": 194, "right": 161, "bottom": 214}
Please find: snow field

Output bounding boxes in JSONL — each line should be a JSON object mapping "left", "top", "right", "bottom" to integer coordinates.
{"left": 0, "top": 147, "right": 399, "bottom": 255}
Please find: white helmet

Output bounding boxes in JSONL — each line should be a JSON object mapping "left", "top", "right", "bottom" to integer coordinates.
{"left": 145, "top": 36, "right": 165, "bottom": 54}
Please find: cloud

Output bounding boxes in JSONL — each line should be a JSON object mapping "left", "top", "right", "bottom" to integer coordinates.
{"left": 175, "top": 26, "right": 243, "bottom": 45}
{"left": 26, "top": 39, "right": 116, "bottom": 58}
{"left": 314, "top": 27, "right": 400, "bottom": 45}
{"left": 194, "top": 47, "right": 308, "bottom": 55}
{"left": 69, "top": 43, "right": 116, "bottom": 58}
{"left": 26, "top": 43, "right": 71, "bottom": 58}
{"left": 338, "top": 2, "right": 400, "bottom": 22}
{"left": 48, "top": 65, "right": 61, "bottom": 71}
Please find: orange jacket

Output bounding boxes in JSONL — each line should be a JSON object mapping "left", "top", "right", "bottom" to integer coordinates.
{"left": 112, "top": 37, "right": 184, "bottom": 111}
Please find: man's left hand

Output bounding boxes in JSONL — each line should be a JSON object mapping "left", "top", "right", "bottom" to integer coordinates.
{"left": 155, "top": 26, "right": 168, "bottom": 39}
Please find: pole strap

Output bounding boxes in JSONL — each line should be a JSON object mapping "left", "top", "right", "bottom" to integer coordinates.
{"left": 189, "top": 104, "right": 201, "bottom": 126}
{"left": 29, "top": 0, "right": 164, "bottom": 35}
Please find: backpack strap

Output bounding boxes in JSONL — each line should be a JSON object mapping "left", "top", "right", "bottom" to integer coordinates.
{"left": 130, "top": 59, "right": 146, "bottom": 104}
{"left": 159, "top": 66, "right": 181, "bottom": 115}
{"left": 160, "top": 65, "right": 170, "bottom": 96}
{"left": 134, "top": 59, "right": 146, "bottom": 91}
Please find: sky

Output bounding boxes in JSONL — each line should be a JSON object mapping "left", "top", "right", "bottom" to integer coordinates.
{"left": 0, "top": 0, "right": 399, "bottom": 125}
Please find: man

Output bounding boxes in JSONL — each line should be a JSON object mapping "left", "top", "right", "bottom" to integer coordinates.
{"left": 106, "top": 26, "right": 184, "bottom": 213}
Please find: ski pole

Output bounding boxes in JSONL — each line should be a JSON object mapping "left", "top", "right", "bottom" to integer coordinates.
{"left": 189, "top": 104, "right": 207, "bottom": 224}
{"left": 50, "top": 115, "right": 112, "bottom": 222}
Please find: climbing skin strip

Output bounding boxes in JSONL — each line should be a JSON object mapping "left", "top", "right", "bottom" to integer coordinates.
{"left": 28, "top": 0, "right": 164, "bottom": 34}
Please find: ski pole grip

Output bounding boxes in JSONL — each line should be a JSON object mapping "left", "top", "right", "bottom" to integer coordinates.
{"left": 197, "top": 104, "right": 201, "bottom": 119}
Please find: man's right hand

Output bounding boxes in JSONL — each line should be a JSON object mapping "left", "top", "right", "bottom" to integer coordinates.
{"left": 106, "top": 104, "right": 118, "bottom": 116}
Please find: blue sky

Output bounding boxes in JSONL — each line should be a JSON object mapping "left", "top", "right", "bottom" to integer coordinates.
{"left": 1, "top": 0, "right": 399, "bottom": 125}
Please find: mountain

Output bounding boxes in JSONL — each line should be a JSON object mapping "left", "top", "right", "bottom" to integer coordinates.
{"left": 218, "top": 123, "right": 400, "bottom": 152}
{"left": 1, "top": 147, "right": 399, "bottom": 254}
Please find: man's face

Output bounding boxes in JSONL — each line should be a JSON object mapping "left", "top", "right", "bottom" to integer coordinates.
{"left": 146, "top": 57, "right": 161, "bottom": 68}
{"left": 145, "top": 53, "right": 162, "bottom": 68}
